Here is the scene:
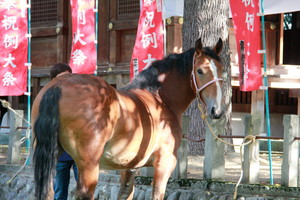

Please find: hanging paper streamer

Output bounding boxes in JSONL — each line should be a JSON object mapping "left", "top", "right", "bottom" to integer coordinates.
{"left": 0, "top": 1, "right": 28, "bottom": 96}
{"left": 70, "top": 0, "right": 96, "bottom": 74}
{"left": 230, "top": 0, "right": 262, "bottom": 91}
{"left": 130, "top": 0, "right": 164, "bottom": 80}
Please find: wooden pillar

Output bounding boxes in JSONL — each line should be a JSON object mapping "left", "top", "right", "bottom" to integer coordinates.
{"left": 166, "top": 16, "right": 183, "bottom": 55}
{"left": 109, "top": 30, "right": 120, "bottom": 65}
{"left": 281, "top": 115, "right": 300, "bottom": 187}
{"left": 277, "top": 14, "right": 284, "bottom": 65}
{"left": 242, "top": 114, "right": 261, "bottom": 184}
{"left": 251, "top": 90, "right": 265, "bottom": 134}
{"left": 57, "top": 0, "right": 70, "bottom": 63}
{"left": 7, "top": 110, "right": 24, "bottom": 164}
{"left": 108, "top": 0, "right": 120, "bottom": 67}
{"left": 203, "top": 117, "right": 225, "bottom": 180}
{"left": 97, "top": 0, "right": 110, "bottom": 65}
{"left": 171, "top": 115, "right": 189, "bottom": 179}
{"left": 298, "top": 98, "right": 300, "bottom": 115}
{"left": 32, "top": 78, "right": 41, "bottom": 102}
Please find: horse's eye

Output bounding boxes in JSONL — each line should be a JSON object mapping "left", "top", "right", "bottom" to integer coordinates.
{"left": 197, "top": 69, "right": 203, "bottom": 75}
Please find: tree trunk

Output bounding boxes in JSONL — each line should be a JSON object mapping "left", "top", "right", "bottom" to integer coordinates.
{"left": 182, "top": 0, "right": 234, "bottom": 155}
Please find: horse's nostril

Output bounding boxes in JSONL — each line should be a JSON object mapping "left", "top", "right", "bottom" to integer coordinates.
{"left": 211, "top": 107, "right": 222, "bottom": 119}
{"left": 211, "top": 107, "right": 215, "bottom": 114}
{"left": 211, "top": 107, "right": 216, "bottom": 117}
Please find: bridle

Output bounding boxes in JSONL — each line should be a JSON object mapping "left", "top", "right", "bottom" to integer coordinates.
{"left": 191, "top": 54, "right": 223, "bottom": 94}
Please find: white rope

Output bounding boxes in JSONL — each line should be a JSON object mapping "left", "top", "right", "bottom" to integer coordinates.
{"left": 0, "top": 99, "right": 31, "bottom": 125}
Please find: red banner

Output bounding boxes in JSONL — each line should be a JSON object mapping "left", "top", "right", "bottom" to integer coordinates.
{"left": 130, "top": 0, "right": 164, "bottom": 79}
{"left": 230, "top": 0, "right": 262, "bottom": 91}
{"left": 70, "top": 0, "right": 96, "bottom": 74}
{"left": 0, "top": 1, "right": 28, "bottom": 96}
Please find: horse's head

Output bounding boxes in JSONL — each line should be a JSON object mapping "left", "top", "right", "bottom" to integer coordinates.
{"left": 191, "top": 38, "right": 224, "bottom": 119}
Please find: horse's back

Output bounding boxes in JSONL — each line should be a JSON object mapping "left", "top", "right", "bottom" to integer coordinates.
{"left": 56, "top": 74, "right": 119, "bottom": 119}
{"left": 32, "top": 74, "right": 117, "bottom": 122}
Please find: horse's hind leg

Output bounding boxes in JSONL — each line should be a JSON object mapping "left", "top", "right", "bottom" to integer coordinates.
{"left": 117, "top": 169, "right": 136, "bottom": 200}
{"left": 75, "top": 161, "right": 100, "bottom": 200}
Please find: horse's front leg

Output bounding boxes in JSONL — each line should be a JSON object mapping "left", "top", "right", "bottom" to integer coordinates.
{"left": 152, "top": 153, "right": 177, "bottom": 200}
{"left": 117, "top": 169, "right": 136, "bottom": 200}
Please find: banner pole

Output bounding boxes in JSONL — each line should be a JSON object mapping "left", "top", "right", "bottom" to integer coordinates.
{"left": 260, "top": 0, "right": 273, "bottom": 185}
{"left": 26, "top": 0, "right": 32, "bottom": 165}
{"left": 94, "top": 0, "right": 98, "bottom": 76}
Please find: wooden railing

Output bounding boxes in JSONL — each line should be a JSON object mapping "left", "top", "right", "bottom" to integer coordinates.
{"left": 178, "top": 114, "right": 300, "bottom": 187}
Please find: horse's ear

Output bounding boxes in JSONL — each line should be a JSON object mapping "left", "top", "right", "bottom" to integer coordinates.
{"left": 195, "top": 38, "right": 202, "bottom": 55}
{"left": 213, "top": 38, "right": 223, "bottom": 55}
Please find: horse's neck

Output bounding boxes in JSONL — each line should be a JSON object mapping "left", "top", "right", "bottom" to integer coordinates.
{"left": 158, "top": 73, "right": 195, "bottom": 116}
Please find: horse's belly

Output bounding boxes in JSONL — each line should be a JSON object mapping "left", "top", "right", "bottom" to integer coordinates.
{"left": 99, "top": 140, "right": 155, "bottom": 169}
{"left": 100, "top": 152, "right": 141, "bottom": 169}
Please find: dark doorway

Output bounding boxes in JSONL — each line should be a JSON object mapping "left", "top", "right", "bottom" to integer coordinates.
{"left": 283, "top": 11, "right": 300, "bottom": 65}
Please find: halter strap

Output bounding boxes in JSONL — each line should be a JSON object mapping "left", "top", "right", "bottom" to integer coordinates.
{"left": 191, "top": 54, "right": 223, "bottom": 94}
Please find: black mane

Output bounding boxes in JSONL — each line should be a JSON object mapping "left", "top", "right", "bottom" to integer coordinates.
{"left": 121, "top": 47, "right": 220, "bottom": 92}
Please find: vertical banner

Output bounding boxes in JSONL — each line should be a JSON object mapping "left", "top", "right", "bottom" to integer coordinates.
{"left": 130, "top": 0, "right": 164, "bottom": 80}
{"left": 0, "top": 1, "right": 28, "bottom": 96}
{"left": 230, "top": 0, "right": 262, "bottom": 91}
{"left": 70, "top": 0, "right": 96, "bottom": 74}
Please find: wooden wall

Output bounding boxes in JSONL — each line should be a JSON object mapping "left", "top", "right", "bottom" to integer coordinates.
{"left": 27, "top": 0, "right": 183, "bottom": 102}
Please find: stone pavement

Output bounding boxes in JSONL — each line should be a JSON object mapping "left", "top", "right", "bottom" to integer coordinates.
{"left": 1, "top": 167, "right": 300, "bottom": 200}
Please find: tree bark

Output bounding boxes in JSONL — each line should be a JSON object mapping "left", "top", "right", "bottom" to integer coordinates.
{"left": 182, "top": 0, "right": 234, "bottom": 155}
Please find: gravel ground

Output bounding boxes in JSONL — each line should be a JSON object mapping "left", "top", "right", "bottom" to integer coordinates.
{"left": 187, "top": 152, "right": 283, "bottom": 184}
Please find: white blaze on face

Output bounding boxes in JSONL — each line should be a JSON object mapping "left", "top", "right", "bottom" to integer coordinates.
{"left": 209, "top": 60, "right": 222, "bottom": 113}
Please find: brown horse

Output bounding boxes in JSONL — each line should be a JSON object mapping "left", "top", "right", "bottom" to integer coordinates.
{"left": 32, "top": 38, "right": 224, "bottom": 200}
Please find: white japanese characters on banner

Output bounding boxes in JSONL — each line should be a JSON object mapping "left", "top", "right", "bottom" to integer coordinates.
{"left": 130, "top": 0, "right": 164, "bottom": 79}
{"left": 70, "top": 0, "right": 96, "bottom": 74}
{"left": 0, "top": 0, "right": 28, "bottom": 96}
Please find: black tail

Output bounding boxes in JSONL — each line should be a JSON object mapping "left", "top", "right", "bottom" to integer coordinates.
{"left": 33, "top": 86, "right": 61, "bottom": 200}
